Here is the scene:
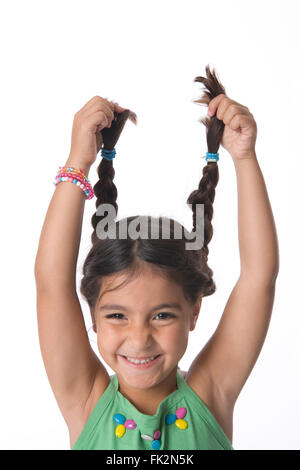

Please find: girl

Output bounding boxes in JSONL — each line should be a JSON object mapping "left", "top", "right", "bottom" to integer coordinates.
{"left": 34, "top": 65, "right": 279, "bottom": 450}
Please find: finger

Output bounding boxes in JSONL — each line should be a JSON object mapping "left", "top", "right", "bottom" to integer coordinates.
{"left": 78, "top": 95, "right": 114, "bottom": 117}
{"left": 229, "top": 113, "right": 253, "bottom": 131}
{"left": 215, "top": 97, "right": 233, "bottom": 121}
{"left": 76, "top": 95, "right": 103, "bottom": 115}
{"left": 89, "top": 96, "right": 127, "bottom": 116}
{"left": 207, "top": 93, "right": 227, "bottom": 116}
{"left": 100, "top": 102, "right": 115, "bottom": 123}
{"left": 208, "top": 94, "right": 241, "bottom": 118}
{"left": 84, "top": 110, "right": 110, "bottom": 133}
{"left": 76, "top": 96, "right": 127, "bottom": 129}
{"left": 85, "top": 102, "right": 115, "bottom": 128}
{"left": 222, "top": 104, "right": 249, "bottom": 126}
{"left": 85, "top": 98, "right": 127, "bottom": 127}
{"left": 89, "top": 97, "right": 127, "bottom": 117}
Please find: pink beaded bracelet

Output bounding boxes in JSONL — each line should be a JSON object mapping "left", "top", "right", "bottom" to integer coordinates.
{"left": 53, "top": 166, "right": 95, "bottom": 200}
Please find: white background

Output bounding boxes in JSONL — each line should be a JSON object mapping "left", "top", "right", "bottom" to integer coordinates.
{"left": 0, "top": 0, "right": 299, "bottom": 450}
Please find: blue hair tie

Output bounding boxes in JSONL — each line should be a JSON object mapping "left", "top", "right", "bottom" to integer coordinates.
{"left": 205, "top": 152, "right": 219, "bottom": 162}
{"left": 101, "top": 148, "right": 116, "bottom": 160}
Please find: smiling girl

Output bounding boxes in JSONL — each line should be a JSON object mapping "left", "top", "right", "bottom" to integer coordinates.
{"left": 34, "top": 65, "right": 279, "bottom": 450}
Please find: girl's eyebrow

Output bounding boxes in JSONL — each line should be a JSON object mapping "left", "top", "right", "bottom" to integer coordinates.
{"left": 99, "top": 302, "right": 183, "bottom": 312}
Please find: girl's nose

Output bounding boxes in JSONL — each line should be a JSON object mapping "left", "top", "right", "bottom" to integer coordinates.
{"left": 128, "top": 324, "right": 154, "bottom": 350}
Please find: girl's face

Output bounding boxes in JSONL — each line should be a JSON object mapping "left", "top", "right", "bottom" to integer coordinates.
{"left": 94, "top": 264, "right": 201, "bottom": 391}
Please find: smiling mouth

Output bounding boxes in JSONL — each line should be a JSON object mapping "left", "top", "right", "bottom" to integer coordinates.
{"left": 120, "top": 354, "right": 161, "bottom": 365}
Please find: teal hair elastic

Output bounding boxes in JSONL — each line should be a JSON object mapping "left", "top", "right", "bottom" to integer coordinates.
{"left": 101, "top": 148, "right": 116, "bottom": 160}
{"left": 205, "top": 152, "right": 219, "bottom": 162}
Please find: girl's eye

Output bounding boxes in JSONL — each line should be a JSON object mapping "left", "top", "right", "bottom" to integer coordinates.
{"left": 106, "top": 313, "right": 125, "bottom": 320}
{"left": 105, "top": 313, "right": 175, "bottom": 321}
{"left": 154, "top": 312, "right": 175, "bottom": 320}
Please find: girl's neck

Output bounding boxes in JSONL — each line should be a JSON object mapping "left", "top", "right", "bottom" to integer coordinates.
{"left": 117, "top": 366, "right": 178, "bottom": 416}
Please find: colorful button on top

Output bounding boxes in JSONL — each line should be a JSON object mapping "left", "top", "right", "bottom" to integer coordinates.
{"left": 165, "top": 413, "right": 176, "bottom": 425}
{"left": 141, "top": 429, "right": 162, "bottom": 450}
{"left": 151, "top": 439, "right": 161, "bottom": 450}
{"left": 113, "top": 413, "right": 126, "bottom": 424}
{"left": 125, "top": 419, "right": 137, "bottom": 430}
{"left": 113, "top": 413, "right": 136, "bottom": 439}
{"left": 166, "top": 407, "right": 188, "bottom": 431}
{"left": 175, "top": 407, "right": 187, "bottom": 419}
{"left": 141, "top": 434, "right": 153, "bottom": 441}
{"left": 115, "top": 424, "right": 126, "bottom": 437}
{"left": 175, "top": 419, "right": 188, "bottom": 430}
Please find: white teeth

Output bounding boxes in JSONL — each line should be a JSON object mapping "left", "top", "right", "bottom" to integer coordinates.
{"left": 125, "top": 356, "right": 157, "bottom": 364}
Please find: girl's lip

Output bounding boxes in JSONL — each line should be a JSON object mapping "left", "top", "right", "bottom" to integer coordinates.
{"left": 118, "top": 354, "right": 162, "bottom": 369}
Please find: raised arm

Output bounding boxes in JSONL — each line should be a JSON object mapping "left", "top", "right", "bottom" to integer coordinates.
{"left": 34, "top": 97, "right": 123, "bottom": 431}
{"left": 187, "top": 94, "right": 279, "bottom": 411}
{"left": 204, "top": 153, "right": 280, "bottom": 402}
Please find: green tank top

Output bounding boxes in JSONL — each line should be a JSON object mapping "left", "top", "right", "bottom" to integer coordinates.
{"left": 72, "top": 370, "right": 233, "bottom": 450}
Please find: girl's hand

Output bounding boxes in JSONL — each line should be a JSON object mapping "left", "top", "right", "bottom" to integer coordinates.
{"left": 68, "top": 96, "right": 126, "bottom": 167}
{"left": 208, "top": 94, "right": 257, "bottom": 161}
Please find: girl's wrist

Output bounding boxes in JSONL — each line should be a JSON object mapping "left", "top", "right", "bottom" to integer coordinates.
{"left": 232, "top": 150, "right": 257, "bottom": 165}
{"left": 65, "top": 155, "right": 92, "bottom": 176}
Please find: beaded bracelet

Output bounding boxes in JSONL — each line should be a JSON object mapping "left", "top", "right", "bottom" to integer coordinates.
{"left": 53, "top": 166, "right": 95, "bottom": 200}
{"left": 54, "top": 168, "right": 94, "bottom": 200}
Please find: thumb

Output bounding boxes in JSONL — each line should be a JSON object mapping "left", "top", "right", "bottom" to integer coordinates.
{"left": 208, "top": 93, "right": 227, "bottom": 117}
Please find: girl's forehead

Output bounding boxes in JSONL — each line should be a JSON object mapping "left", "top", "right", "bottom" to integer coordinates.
{"left": 101, "top": 269, "right": 181, "bottom": 296}
{"left": 102, "top": 263, "right": 166, "bottom": 285}
{"left": 97, "top": 268, "right": 187, "bottom": 307}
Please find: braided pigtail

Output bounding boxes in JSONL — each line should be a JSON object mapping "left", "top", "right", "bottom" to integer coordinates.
{"left": 91, "top": 105, "right": 137, "bottom": 245}
{"left": 187, "top": 65, "right": 226, "bottom": 288}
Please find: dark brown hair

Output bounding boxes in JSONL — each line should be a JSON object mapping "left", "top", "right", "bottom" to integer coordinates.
{"left": 80, "top": 65, "right": 226, "bottom": 329}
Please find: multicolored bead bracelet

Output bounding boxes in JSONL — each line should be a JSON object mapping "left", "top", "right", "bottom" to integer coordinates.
{"left": 53, "top": 166, "right": 94, "bottom": 200}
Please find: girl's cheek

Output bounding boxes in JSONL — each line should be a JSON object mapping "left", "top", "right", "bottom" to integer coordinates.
{"left": 97, "top": 324, "right": 121, "bottom": 348}
{"left": 155, "top": 324, "right": 185, "bottom": 347}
